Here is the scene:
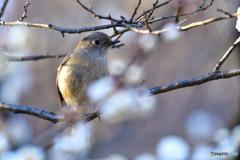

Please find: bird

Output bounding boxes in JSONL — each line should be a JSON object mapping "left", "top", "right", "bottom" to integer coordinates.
{"left": 56, "top": 32, "right": 120, "bottom": 115}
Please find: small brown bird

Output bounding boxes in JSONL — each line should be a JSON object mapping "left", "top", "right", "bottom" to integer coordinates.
{"left": 56, "top": 32, "right": 119, "bottom": 114}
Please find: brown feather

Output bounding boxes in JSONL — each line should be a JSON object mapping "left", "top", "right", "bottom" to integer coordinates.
{"left": 56, "top": 54, "right": 72, "bottom": 107}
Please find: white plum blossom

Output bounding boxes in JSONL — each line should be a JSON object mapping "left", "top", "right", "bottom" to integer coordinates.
{"left": 17, "top": 145, "right": 45, "bottom": 160}
{"left": 87, "top": 77, "right": 116, "bottom": 103}
{"left": 0, "top": 50, "right": 9, "bottom": 76}
{"left": 1, "top": 63, "right": 34, "bottom": 104}
{"left": 49, "top": 122, "right": 92, "bottom": 160}
{"left": 99, "top": 88, "right": 157, "bottom": 124}
{"left": 109, "top": 59, "right": 127, "bottom": 76}
{"left": 185, "top": 110, "right": 221, "bottom": 142}
{"left": 0, "top": 132, "right": 10, "bottom": 155}
{"left": 162, "top": 22, "right": 181, "bottom": 41}
{"left": 156, "top": 135, "right": 190, "bottom": 160}
{"left": 232, "top": 125, "right": 240, "bottom": 143}
{"left": 236, "top": 7, "right": 240, "bottom": 32}
{"left": 138, "top": 34, "right": 158, "bottom": 53}
{"left": 2, "top": 145, "right": 45, "bottom": 160}
{"left": 100, "top": 88, "right": 137, "bottom": 124}
{"left": 124, "top": 64, "right": 145, "bottom": 85}
{"left": 213, "top": 127, "right": 230, "bottom": 143}
{"left": 105, "top": 154, "right": 128, "bottom": 160}
{"left": 134, "top": 153, "right": 156, "bottom": 160}
{"left": 1, "top": 151, "right": 22, "bottom": 160}
{"left": 191, "top": 144, "right": 213, "bottom": 160}
{"left": 135, "top": 93, "right": 156, "bottom": 118}
{"left": 5, "top": 116, "right": 33, "bottom": 147}
{"left": 87, "top": 77, "right": 157, "bottom": 124}
{"left": 7, "top": 27, "right": 32, "bottom": 53}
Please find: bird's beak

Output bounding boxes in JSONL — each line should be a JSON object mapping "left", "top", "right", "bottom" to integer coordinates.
{"left": 108, "top": 40, "right": 120, "bottom": 46}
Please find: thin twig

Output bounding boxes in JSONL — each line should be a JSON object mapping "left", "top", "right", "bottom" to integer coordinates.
{"left": 217, "top": 8, "right": 232, "bottom": 17}
{"left": 135, "top": 0, "right": 173, "bottom": 22}
{"left": 143, "top": 10, "right": 151, "bottom": 32}
{"left": 3, "top": 52, "right": 69, "bottom": 61}
{"left": 130, "top": 12, "right": 239, "bottom": 35}
{"left": 112, "top": 43, "right": 124, "bottom": 48}
{"left": 76, "top": 0, "right": 130, "bottom": 23}
{"left": 0, "top": 0, "right": 9, "bottom": 19}
{"left": 110, "top": 28, "right": 129, "bottom": 38}
{"left": 148, "top": 0, "right": 159, "bottom": 19}
{"left": 115, "top": 33, "right": 123, "bottom": 40}
{"left": 19, "top": 0, "right": 30, "bottom": 21}
{"left": 130, "top": 0, "right": 142, "bottom": 22}
{"left": 147, "top": 0, "right": 214, "bottom": 24}
{"left": 213, "top": 36, "right": 240, "bottom": 71}
{"left": 111, "top": 19, "right": 118, "bottom": 35}
{"left": 175, "top": 0, "right": 182, "bottom": 23}
{"left": 136, "top": 79, "right": 145, "bottom": 91}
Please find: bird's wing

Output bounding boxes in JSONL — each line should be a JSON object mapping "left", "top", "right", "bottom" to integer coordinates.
{"left": 56, "top": 54, "right": 72, "bottom": 108}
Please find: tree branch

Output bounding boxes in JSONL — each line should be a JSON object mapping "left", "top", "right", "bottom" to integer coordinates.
{"left": 0, "top": 21, "right": 137, "bottom": 37}
{"left": 0, "top": 0, "right": 9, "bottom": 19}
{"left": 130, "top": 12, "right": 239, "bottom": 35}
{"left": 144, "top": 69, "right": 240, "bottom": 96}
{"left": 0, "top": 102, "right": 100, "bottom": 123}
{"left": 0, "top": 102, "right": 64, "bottom": 123}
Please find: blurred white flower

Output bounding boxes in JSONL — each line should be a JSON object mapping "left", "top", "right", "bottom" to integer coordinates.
{"left": 109, "top": 59, "right": 127, "bottom": 76}
{"left": 100, "top": 88, "right": 157, "bottom": 124}
{"left": 88, "top": 77, "right": 157, "bottom": 124}
{"left": 1, "top": 63, "right": 34, "bottom": 104}
{"left": 236, "top": 7, "right": 240, "bottom": 32}
{"left": 2, "top": 145, "right": 45, "bottom": 160}
{"left": 17, "top": 145, "right": 45, "bottom": 160}
{"left": 162, "top": 22, "right": 181, "bottom": 42}
{"left": 134, "top": 153, "right": 156, "bottom": 160}
{"left": 213, "top": 136, "right": 238, "bottom": 156}
{"left": 105, "top": 154, "right": 128, "bottom": 160}
{"left": 138, "top": 34, "right": 158, "bottom": 53}
{"left": 87, "top": 77, "right": 116, "bottom": 103}
{"left": 191, "top": 144, "right": 213, "bottom": 160}
{"left": 1, "top": 151, "right": 23, "bottom": 160}
{"left": 49, "top": 122, "right": 92, "bottom": 160}
{"left": 0, "top": 49, "right": 9, "bottom": 76}
{"left": 7, "top": 27, "right": 32, "bottom": 53}
{"left": 0, "top": 132, "right": 10, "bottom": 155}
{"left": 213, "top": 127, "right": 230, "bottom": 143}
{"left": 100, "top": 88, "right": 137, "bottom": 124}
{"left": 124, "top": 65, "right": 145, "bottom": 85}
{"left": 135, "top": 93, "right": 157, "bottom": 118}
{"left": 156, "top": 135, "right": 190, "bottom": 160}
{"left": 232, "top": 125, "right": 240, "bottom": 143}
{"left": 5, "top": 116, "right": 33, "bottom": 147}
{"left": 185, "top": 110, "right": 222, "bottom": 142}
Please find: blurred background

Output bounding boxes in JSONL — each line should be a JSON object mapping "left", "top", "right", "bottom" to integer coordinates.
{"left": 0, "top": 0, "right": 240, "bottom": 159}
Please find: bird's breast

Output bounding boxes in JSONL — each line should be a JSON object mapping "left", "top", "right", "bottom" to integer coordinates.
{"left": 58, "top": 58, "right": 109, "bottom": 106}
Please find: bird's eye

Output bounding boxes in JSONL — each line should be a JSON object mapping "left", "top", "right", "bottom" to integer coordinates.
{"left": 93, "top": 39, "right": 101, "bottom": 46}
